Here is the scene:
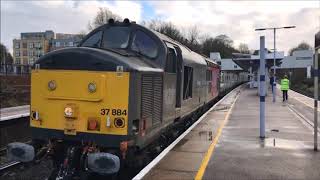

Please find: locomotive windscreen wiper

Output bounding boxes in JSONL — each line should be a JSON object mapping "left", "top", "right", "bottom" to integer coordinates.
{"left": 101, "top": 47, "right": 129, "bottom": 57}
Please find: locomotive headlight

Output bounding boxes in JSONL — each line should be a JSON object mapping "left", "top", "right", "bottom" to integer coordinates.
{"left": 48, "top": 80, "right": 56, "bottom": 91}
{"left": 88, "top": 82, "right": 96, "bottom": 93}
{"left": 64, "top": 107, "right": 73, "bottom": 117}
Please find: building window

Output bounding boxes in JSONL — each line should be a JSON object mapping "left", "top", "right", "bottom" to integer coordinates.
{"left": 183, "top": 66, "right": 193, "bottom": 100}
{"left": 15, "top": 51, "right": 20, "bottom": 57}
{"left": 69, "top": 42, "right": 73, "bottom": 47}
{"left": 28, "top": 58, "right": 35, "bottom": 65}
{"left": 23, "top": 50, "right": 27, "bottom": 56}
{"left": 28, "top": 51, "right": 33, "bottom": 56}
{"left": 29, "top": 43, "right": 34, "bottom": 48}
{"left": 234, "top": 65, "right": 238, "bottom": 68}
{"left": 55, "top": 42, "right": 60, "bottom": 47}
{"left": 35, "top": 42, "right": 41, "bottom": 48}
{"left": 15, "top": 43, "right": 20, "bottom": 49}
{"left": 15, "top": 58, "right": 21, "bottom": 64}
{"left": 22, "top": 58, "right": 28, "bottom": 65}
{"left": 22, "top": 43, "right": 27, "bottom": 48}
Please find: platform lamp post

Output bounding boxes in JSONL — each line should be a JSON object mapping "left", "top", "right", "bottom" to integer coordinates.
{"left": 314, "top": 31, "right": 320, "bottom": 151}
{"left": 255, "top": 26, "right": 296, "bottom": 103}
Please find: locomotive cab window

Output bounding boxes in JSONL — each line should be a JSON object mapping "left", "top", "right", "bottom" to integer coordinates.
{"left": 102, "top": 27, "right": 130, "bottom": 49}
{"left": 82, "top": 31, "right": 102, "bottom": 48}
{"left": 165, "top": 47, "right": 177, "bottom": 73}
{"left": 131, "top": 30, "right": 158, "bottom": 58}
{"left": 183, "top": 66, "right": 193, "bottom": 100}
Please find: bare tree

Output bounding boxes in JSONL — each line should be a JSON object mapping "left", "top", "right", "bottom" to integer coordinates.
{"left": 88, "top": 8, "right": 122, "bottom": 30}
{"left": 187, "top": 25, "right": 199, "bottom": 45}
{"left": 238, "top": 43, "right": 250, "bottom": 54}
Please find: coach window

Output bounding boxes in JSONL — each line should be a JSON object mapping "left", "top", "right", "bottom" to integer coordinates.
{"left": 165, "top": 48, "right": 177, "bottom": 73}
{"left": 183, "top": 66, "right": 193, "bottom": 100}
{"left": 82, "top": 31, "right": 102, "bottom": 48}
{"left": 131, "top": 30, "right": 158, "bottom": 58}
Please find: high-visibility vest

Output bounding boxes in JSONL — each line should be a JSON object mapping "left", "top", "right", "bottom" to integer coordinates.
{"left": 281, "top": 78, "right": 290, "bottom": 90}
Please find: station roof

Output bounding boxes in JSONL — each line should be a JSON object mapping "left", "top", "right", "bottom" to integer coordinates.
{"left": 232, "top": 50, "right": 284, "bottom": 71}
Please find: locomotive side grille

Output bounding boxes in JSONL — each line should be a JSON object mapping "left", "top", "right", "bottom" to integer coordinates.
{"left": 141, "top": 74, "right": 163, "bottom": 127}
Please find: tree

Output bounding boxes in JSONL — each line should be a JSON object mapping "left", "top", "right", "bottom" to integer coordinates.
{"left": 185, "top": 25, "right": 202, "bottom": 53}
{"left": 87, "top": 9, "right": 240, "bottom": 58}
{"left": 288, "top": 42, "right": 312, "bottom": 55}
{"left": 0, "top": 43, "right": 14, "bottom": 74}
{"left": 238, "top": 43, "right": 250, "bottom": 54}
{"left": 0, "top": 43, "right": 13, "bottom": 65}
{"left": 201, "top": 35, "right": 239, "bottom": 58}
{"left": 88, "top": 7, "right": 122, "bottom": 30}
{"left": 215, "top": 35, "right": 233, "bottom": 48}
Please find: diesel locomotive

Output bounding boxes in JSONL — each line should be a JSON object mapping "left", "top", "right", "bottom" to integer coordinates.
{"left": 7, "top": 18, "right": 244, "bottom": 178}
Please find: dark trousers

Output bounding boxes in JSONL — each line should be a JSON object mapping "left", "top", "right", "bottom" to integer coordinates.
{"left": 282, "top": 90, "right": 288, "bottom": 102}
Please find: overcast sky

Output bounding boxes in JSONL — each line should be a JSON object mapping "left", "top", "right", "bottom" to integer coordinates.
{"left": 1, "top": 1, "right": 319, "bottom": 55}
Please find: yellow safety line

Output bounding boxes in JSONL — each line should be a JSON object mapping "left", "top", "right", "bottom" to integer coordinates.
{"left": 194, "top": 93, "right": 240, "bottom": 180}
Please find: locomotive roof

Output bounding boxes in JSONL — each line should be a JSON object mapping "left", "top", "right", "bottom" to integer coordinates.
{"left": 81, "top": 20, "right": 219, "bottom": 68}
{"left": 150, "top": 27, "right": 219, "bottom": 67}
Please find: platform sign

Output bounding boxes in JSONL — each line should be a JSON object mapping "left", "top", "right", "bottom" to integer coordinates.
{"left": 307, "top": 66, "right": 311, "bottom": 79}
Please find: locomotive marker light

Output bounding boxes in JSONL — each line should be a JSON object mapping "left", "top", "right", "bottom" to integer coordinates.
{"left": 88, "top": 118, "right": 100, "bottom": 131}
{"left": 64, "top": 104, "right": 78, "bottom": 118}
{"left": 48, "top": 80, "right": 56, "bottom": 91}
{"left": 64, "top": 107, "right": 73, "bottom": 117}
{"left": 88, "top": 82, "right": 97, "bottom": 93}
{"left": 259, "top": 36, "right": 266, "bottom": 138}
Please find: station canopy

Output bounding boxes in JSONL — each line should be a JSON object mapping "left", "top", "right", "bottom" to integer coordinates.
{"left": 232, "top": 49, "right": 284, "bottom": 72}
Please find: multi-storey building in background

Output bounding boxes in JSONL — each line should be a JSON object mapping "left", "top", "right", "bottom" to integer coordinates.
{"left": 12, "top": 30, "right": 83, "bottom": 74}
{"left": 50, "top": 33, "right": 83, "bottom": 51}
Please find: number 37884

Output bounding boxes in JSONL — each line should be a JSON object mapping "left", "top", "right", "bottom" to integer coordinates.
{"left": 100, "top": 109, "right": 127, "bottom": 116}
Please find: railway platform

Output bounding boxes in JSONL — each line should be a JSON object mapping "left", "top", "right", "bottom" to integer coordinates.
{"left": 0, "top": 105, "right": 29, "bottom": 122}
{"left": 138, "top": 84, "right": 320, "bottom": 180}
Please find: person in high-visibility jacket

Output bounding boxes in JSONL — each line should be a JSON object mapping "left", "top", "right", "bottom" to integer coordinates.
{"left": 281, "top": 75, "right": 290, "bottom": 102}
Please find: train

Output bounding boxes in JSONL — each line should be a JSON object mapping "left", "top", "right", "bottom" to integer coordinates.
{"left": 7, "top": 18, "right": 247, "bottom": 179}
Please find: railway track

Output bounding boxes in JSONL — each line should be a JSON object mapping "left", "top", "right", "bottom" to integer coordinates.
{"left": 0, "top": 161, "right": 21, "bottom": 172}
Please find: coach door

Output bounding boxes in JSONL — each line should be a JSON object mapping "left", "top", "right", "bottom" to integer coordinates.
{"left": 174, "top": 46, "right": 182, "bottom": 108}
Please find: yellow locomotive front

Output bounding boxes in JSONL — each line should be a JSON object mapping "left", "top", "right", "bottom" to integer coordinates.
{"left": 31, "top": 69, "right": 129, "bottom": 138}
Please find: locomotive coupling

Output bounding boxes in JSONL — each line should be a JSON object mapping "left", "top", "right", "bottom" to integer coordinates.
{"left": 87, "top": 152, "right": 120, "bottom": 174}
{"left": 7, "top": 142, "right": 35, "bottom": 162}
